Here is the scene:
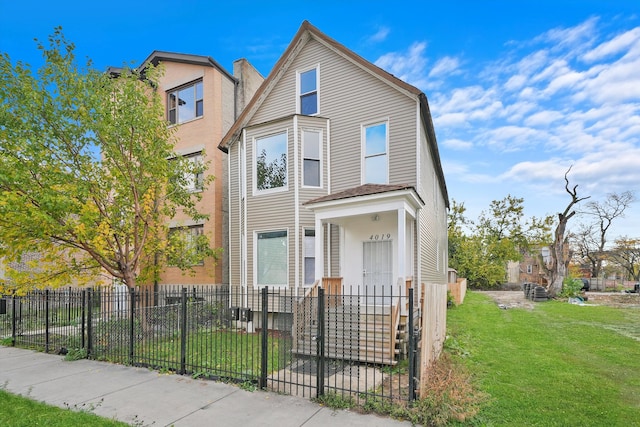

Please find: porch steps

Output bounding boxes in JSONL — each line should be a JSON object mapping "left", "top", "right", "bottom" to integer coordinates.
{"left": 293, "top": 305, "right": 401, "bottom": 365}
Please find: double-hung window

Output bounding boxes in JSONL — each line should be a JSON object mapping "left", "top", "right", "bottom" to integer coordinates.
{"left": 303, "top": 130, "right": 321, "bottom": 187}
{"left": 298, "top": 67, "right": 318, "bottom": 115}
{"left": 168, "top": 80, "right": 203, "bottom": 124}
{"left": 184, "top": 152, "right": 204, "bottom": 192}
{"left": 255, "top": 132, "right": 287, "bottom": 192}
{"left": 257, "top": 230, "right": 288, "bottom": 287}
{"left": 363, "top": 121, "right": 388, "bottom": 184}
{"left": 167, "top": 225, "right": 205, "bottom": 266}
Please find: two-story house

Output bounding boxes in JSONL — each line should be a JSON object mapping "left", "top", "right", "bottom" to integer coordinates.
{"left": 219, "top": 21, "right": 449, "bottom": 310}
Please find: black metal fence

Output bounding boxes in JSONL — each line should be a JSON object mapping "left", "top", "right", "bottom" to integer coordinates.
{"left": 0, "top": 285, "right": 420, "bottom": 404}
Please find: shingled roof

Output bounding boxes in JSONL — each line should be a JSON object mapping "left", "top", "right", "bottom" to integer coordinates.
{"left": 303, "top": 184, "right": 423, "bottom": 206}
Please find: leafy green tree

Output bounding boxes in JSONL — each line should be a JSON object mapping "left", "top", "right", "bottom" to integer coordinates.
{"left": 0, "top": 28, "right": 214, "bottom": 291}
{"left": 448, "top": 196, "right": 552, "bottom": 288}
{"left": 609, "top": 237, "right": 640, "bottom": 282}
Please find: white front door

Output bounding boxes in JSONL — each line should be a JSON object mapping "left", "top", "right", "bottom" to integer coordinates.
{"left": 363, "top": 240, "right": 392, "bottom": 305}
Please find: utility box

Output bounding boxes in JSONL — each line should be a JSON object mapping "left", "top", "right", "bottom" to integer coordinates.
{"left": 240, "top": 308, "right": 253, "bottom": 322}
{"left": 228, "top": 306, "right": 240, "bottom": 321}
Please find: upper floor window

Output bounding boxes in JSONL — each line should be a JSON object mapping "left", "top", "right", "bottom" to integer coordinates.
{"left": 255, "top": 132, "right": 287, "bottom": 192}
{"left": 184, "top": 152, "right": 204, "bottom": 192}
{"left": 168, "top": 81, "right": 203, "bottom": 124}
{"left": 303, "top": 130, "right": 321, "bottom": 187}
{"left": 298, "top": 67, "right": 318, "bottom": 115}
{"left": 363, "top": 122, "right": 388, "bottom": 184}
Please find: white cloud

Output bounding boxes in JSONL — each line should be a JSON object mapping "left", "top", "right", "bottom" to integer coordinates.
{"left": 536, "top": 16, "right": 599, "bottom": 51}
{"left": 443, "top": 138, "right": 473, "bottom": 150}
{"left": 375, "top": 42, "right": 430, "bottom": 89}
{"left": 524, "top": 110, "right": 564, "bottom": 127}
{"left": 369, "top": 26, "right": 390, "bottom": 43}
{"left": 380, "top": 17, "right": 640, "bottom": 229}
{"left": 582, "top": 27, "right": 640, "bottom": 62}
{"left": 428, "top": 56, "right": 461, "bottom": 78}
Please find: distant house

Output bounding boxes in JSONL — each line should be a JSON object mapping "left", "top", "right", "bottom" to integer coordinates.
{"left": 219, "top": 21, "right": 449, "bottom": 312}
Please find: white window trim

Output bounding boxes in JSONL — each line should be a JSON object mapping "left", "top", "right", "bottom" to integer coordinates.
{"left": 254, "top": 228, "right": 289, "bottom": 288}
{"left": 253, "top": 130, "right": 289, "bottom": 196}
{"left": 296, "top": 64, "right": 320, "bottom": 116}
{"left": 301, "top": 128, "right": 323, "bottom": 189}
{"left": 361, "top": 119, "right": 390, "bottom": 185}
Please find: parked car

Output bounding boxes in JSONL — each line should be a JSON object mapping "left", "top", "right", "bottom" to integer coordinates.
{"left": 581, "top": 278, "right": 590, "bottom": 292}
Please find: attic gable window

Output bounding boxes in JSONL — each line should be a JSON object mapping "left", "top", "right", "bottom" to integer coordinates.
{"left": 168, "top": 80, "right": 203, "bottom": 124}
{"left": 298, "top": 67, "right": 318, "bottom": 115}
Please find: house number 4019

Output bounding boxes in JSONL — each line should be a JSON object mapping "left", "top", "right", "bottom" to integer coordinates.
{"left": 369, "top": 233, "right": 391, "bottom": 240}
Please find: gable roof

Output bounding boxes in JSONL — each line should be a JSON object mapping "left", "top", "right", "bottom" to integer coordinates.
{"left": 218, "top": 20, "right": 449, "bottom": 208}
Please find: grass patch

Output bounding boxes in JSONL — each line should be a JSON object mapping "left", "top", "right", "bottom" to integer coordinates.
{"left": 447, "top": 291, "right": 640, "bottom": 426}
{"left": 0, "top": 389, "right": 127, "bottom": 426}
{"left": 95, "top": 328, "right": 291, "bottom": 380}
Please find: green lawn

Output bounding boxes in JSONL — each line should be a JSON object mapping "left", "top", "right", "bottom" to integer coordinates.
{"left": 446, "top": 291, "right": 640, "bottom": 426}
{"left": 0, "top": 390, "right": 128, "bottom": 427}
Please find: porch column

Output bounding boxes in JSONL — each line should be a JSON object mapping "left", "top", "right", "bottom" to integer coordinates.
{"left": 315, "top": 217, "right": 324, "bottom": 284}
{"left": 397, "top": 208, "right": 406, "bottom": 297}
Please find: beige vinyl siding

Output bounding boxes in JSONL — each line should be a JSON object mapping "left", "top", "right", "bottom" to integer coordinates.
{"left": 330, "top": 224, "right": 340, "bottom": 277}
{"left": 304, "top": 39, "right": 418, "bottom": 190}
{"left": 245, "top": 120, "right": 295, "bottom": 289}
{"left": 418, "top": 124, "right": 447, "bottom": 285}
{"left": 228, "top": 141, "right": 242, "bottom": 286}
{"left": 249, "top": 38, "right": 418, "bottom": 192}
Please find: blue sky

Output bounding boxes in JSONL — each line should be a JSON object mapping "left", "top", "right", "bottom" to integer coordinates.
{"left": 2, "top": 0, "right": 639, "bottom": 242}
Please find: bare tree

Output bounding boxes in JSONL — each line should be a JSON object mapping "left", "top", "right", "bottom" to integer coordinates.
{"left": 609, "top": 237, "right": 640, "bottom": 282}
{"left": 579, "top": 191, "right": 635, "bottom": 277}
{"left": 543, "top": 167, "right": 590, "bottom": 296}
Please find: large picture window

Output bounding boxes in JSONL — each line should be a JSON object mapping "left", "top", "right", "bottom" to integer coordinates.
{"left": 257, "top": 230, "right": 288, "bottom": 286}
{"left": 303, "top": 130, "right": 321, "bottom": 187}
{"left": 168, "top": 81, "right": 203, "bottom": 124}
{"left": 298, "top": 67, "right": 318, "bottom": 115}
{"left": 363, "top": 122, "right": 388, "bottom": 184}
{"left": 255, "top": 132, "right": 287, "bottom": 191}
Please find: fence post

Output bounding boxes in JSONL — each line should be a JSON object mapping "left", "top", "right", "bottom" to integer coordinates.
{"left": 408, "top": 288, "right": 416, "bottom": 403}
{"left": 180, "top": 287, "right": 187, "bottom": 375}
{"left": 129, "top": 287, "right": 135, "bottom": 365}
{"left": 11, "top": 294, "right": 17, "bottom": 346}
{"left": 316, "top": 287, "right": 325, "bottom": 398}
{"left": 45, "top": 289, "right": 50, "bottom": 353}
{"left": 81, "top": 289, "right": 86, "bottom": 350}
{"left": 87, "top": 289, "right": 93, "bottom": 358}
{"left": 260, "top": 286, "right": 268, "bottom": 389}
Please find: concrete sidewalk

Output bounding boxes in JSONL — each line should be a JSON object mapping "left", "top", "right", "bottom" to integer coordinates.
{"left": 0, "top": 346, "right": 412, "bottom": 426}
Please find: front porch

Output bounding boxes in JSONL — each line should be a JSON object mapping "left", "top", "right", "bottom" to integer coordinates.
{"left": 292, "top": 277, "right": 419, "bottom": 366}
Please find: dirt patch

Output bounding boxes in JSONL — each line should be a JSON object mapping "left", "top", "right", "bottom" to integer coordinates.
{"left": 479, "top": 291, "right": 535, "bottom": 309}
{"left": 582, "top": 292, "right": 640, "bottom": 308}
{"left": 479, "top": 290, "right": 640, "bottom": 309}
